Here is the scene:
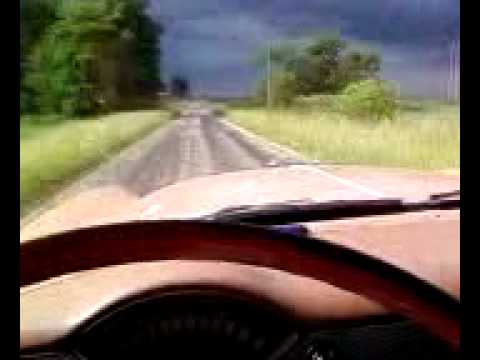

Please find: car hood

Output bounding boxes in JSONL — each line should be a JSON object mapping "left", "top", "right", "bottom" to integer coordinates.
{"left": 20, "top": 165, "right": 459, "bottom": 240}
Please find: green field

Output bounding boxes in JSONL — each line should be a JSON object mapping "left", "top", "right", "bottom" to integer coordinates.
{"left": 21, "top": 110, "right": 169, "bottom": 215}
{"left": 230, "top": 102, "right": 459, "bottom": 171}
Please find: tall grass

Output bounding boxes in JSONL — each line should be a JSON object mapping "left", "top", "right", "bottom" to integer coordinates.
{"left": 21, "top": 110, "right": 169, "bottom": 214}
{"left": 230, "top": 103, "right": 459, "bottom": 170}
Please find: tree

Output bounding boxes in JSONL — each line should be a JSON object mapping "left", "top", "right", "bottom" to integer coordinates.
{"left": 339, "top": 51, "right": 381, "bottom": 87}
{"left": 21, "top": 0, "right": 164, "bottom": 116}
{"left": 20, "top": 0, "right": 58, "bottom": 65}
{"left": 281, "top": 36, "right": 347, "bottom": 95}
{"left": 122, "top": 0, "right": 164, "bottom": 93}
{"left": 20, "top": 0, "right": 59, "bottom": 113}
{"left": 24, "top": 0, "right": 123, "bottom": 115}
{"left": 255, "top": 35, "right": 383, "bottom": 104}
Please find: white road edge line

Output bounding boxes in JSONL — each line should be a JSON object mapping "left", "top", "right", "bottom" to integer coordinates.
{"left": 304, "top": 165, "right": 386, "bottom": 198}
{"left": 221, "top": 118, "right": 386, "bottom": 198}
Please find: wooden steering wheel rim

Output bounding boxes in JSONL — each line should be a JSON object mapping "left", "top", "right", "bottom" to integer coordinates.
{"left": 20, "top": 221, "right": 459, "bottom": 348}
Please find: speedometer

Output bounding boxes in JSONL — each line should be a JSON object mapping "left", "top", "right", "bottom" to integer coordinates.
{"left": 74, "top": 289, "right": 300, "bottom": 360}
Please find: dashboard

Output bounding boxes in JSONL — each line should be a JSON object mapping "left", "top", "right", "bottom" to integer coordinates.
{"left": 20, "top": 219, "right": 459, "bottom": 359}
{"left": 21, "top": 288, "right": 456, "bottom": 360}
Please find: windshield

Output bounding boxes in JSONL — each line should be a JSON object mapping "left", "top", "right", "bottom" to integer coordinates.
{"left": 20, "top": 0, "right": 459, "bottom": 240}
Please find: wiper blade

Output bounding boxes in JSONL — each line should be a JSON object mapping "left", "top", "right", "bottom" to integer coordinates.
{"left": 429, "top": 190, "right": 460, "bottom": 200}
{"left": 203, "top": 197, "right": 459, "bottom": 225}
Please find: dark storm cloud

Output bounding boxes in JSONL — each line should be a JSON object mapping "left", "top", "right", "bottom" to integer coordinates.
{"left": 146, "top": 0, "right": 459, "bottom": 97}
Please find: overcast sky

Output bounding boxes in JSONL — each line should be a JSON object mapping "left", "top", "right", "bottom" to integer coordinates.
{"left": 146, "top": 0, "right": 460, "bottom": 98}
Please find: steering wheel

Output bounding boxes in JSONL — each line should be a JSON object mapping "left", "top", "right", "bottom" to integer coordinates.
{"left": 20, "top": 221, "right": 459, "bottom": 353}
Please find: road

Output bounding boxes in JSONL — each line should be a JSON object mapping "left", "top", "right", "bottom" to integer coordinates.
{"left": 20, "top": 105, "right": 460, "bottom": 240}
{"left": 65, "top": 108, "right": 306, "bottom": 198}
{"left": 67, "top": 106, "right": 458, "bottom": 202}
{"left": 20, "top": 106, "right": 307, "bottom": 228}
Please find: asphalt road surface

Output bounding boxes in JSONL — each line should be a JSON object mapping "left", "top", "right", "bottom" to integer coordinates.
{"left": 70, "top": 106, "right": 306, "bottom": 198}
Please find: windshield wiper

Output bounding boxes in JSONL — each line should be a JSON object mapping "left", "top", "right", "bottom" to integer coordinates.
{"left": 429, "top": 190, "right": 460, "bottom": 200}
{"left": 202, "top": 192, "right": 459, "bottom": 226}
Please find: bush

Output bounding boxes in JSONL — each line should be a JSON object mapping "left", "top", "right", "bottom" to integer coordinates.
{"left": 336, "top": 79, "right": 398, "bottom": 121}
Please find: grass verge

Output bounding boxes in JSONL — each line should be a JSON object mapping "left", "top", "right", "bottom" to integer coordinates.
{"left": 229, "top": 103, "right": 459, "bottom": 171}
{"left": 21, "top": 110, "right": 169, "bottom": 215}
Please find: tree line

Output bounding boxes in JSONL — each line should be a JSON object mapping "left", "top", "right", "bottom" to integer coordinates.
{"left": 20, "top": 0, "right": 163, "bottom": 117}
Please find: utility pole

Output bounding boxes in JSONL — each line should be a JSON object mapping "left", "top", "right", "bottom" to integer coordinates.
{"left": 453, "top": 40, "right": 460, "bottom": 102}
{"left": 447, "top": 40, "right": 453, "bottom": 103}
{"left": 266, "top": 41, "right": 273, "bottom": 110}
{"left": 447, "top": 39, "right": 460, "bottom": 103}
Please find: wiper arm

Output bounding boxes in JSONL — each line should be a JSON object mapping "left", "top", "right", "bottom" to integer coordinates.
{"left": 429, "top": 190, "right": 460, "bottom": 200}
{"left": 203, "top": 196, "right": 459, "bottom": 226}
